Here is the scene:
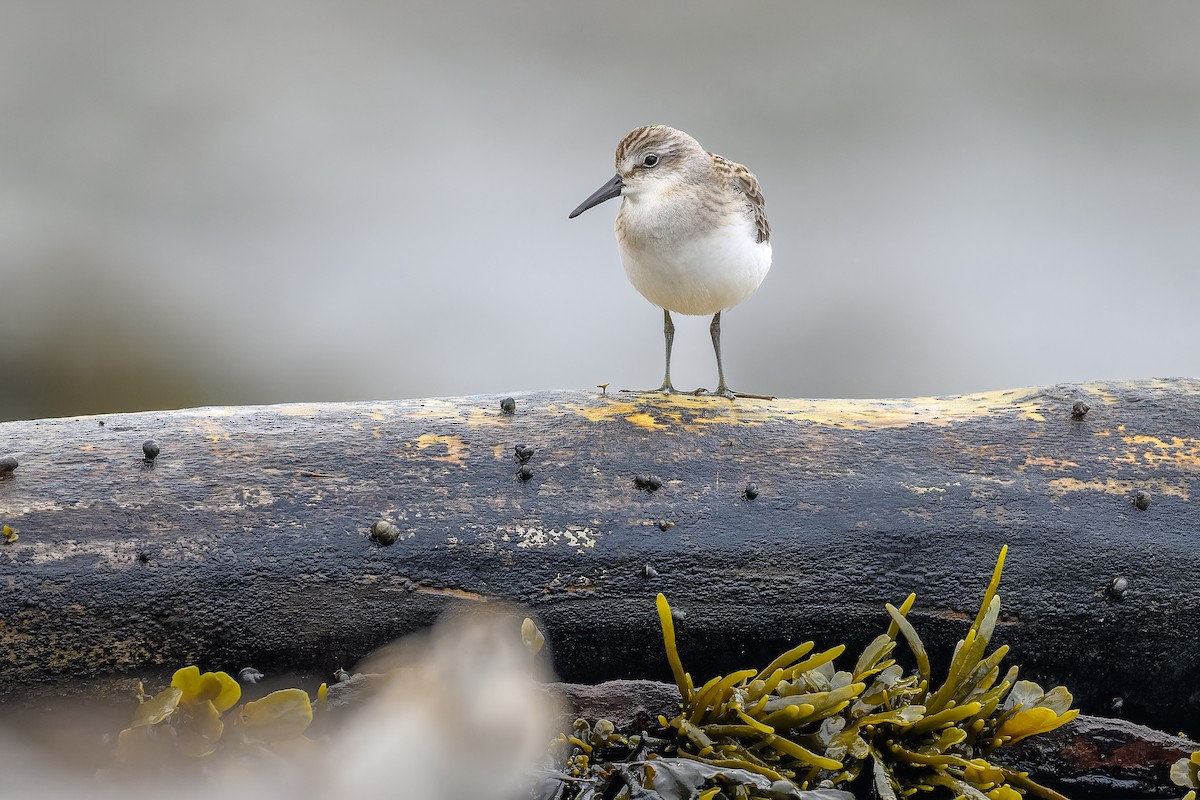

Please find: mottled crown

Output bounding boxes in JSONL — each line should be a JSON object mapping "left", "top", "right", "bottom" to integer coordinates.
{"left": 614, "top": 125, "right": 703, "bottom": 169}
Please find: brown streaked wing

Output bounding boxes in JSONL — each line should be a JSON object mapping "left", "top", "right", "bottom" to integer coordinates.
{"left": 711, "top": 152, "right": 770, "bottom": 244}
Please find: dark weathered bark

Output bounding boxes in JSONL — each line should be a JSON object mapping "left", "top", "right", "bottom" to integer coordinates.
{"left": 1005, "top": 714, "right": 1198, "bottom": 798}
{"left": 1, "top": 381, "right": 1198, "bottom": 732}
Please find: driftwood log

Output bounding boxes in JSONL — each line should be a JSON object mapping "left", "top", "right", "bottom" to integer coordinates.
{"left": 1, "top": 380, "right": 1198, "bottom": 736}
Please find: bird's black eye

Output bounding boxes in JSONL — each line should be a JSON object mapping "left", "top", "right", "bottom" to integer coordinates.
{"left": 642, "top": 154, "right": 659, "bottom": 168}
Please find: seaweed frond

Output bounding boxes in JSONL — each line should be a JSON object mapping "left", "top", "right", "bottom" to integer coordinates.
{"left": 654, "top": 546, "right": 1078, "bottom": 799}
{"left": 1172, "top": 751, "right": 1200, "bottom": 800}
{"left": 114, "top": 665, "right": 320, "bottom": 767}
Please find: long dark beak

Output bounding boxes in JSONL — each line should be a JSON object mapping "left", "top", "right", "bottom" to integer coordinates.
{"left": 568, "top": 174, "right": 623, "bottom": 219}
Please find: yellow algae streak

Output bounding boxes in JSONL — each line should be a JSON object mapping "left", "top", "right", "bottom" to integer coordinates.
{"left": 216, "top": 380, "right": 1196, "bottom": 434}
{"left": 1121, "top": 434, "right": 1200, "bottom": 470}
{"left": 1048, "top": 477, "right": 1189, "bottom": 501}
{"left": 1022, "top": 456, "right": 1080, "bottom": 471}
{"left": 567, "top": 386, "right": 1056, "bottom": 431}
{"left": 145, "top": 380, "right": 1190, "bottom": 435}
{"left": 624, "top": 412, "right": 662, "bottom": 430}
{"left": 413, "top": 433, "right": 467, "bottom": 467}
{"left": 579, "top": 401, "right": 640, "bottom": 423}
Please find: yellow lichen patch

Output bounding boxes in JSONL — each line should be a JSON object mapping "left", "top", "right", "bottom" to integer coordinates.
{"left": 413, "top": 433, "right": 467, "bottom": 467}
{"left": 578, "top": 401, "right": 641, "bottom": 423}
{"left": 1127, "top": 434, "right": 1173, "bottom": 447}
{"left": 463, "top": 404, "right": 512, "bottom": 428}
{"left": 1121, "top": 434, "right": 1200, "bottom": 470}
{"left": 975, "top": 475, "right": 1016, "bottom": 488}
{"left": 624, "top": 412, "right": 663, "bottom": 430}
{"left": 684, "top": 411, "right": 757, "bottom": 430}
{"left": 1021, "top": 456, "right": 1080, "bottom": 471}
{"left": 1105, "top": 449, "right": 1140, "bottom": 465}
{"left": 1048, "top": 477, "right": 1189, "bottom": 501}
{"left": 564, "top": 386, "right": 1060, "bottom": 431}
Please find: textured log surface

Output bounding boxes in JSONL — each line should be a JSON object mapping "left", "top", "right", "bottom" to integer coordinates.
{"left": 1, "top": 381, "right": 1198, "bottom": 732}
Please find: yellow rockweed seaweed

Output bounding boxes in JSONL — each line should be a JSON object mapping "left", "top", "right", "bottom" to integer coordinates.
{"left": 653, "top": 546, "right": 1078, "bottom": 799}
{"left": 114, "top": 665, "right": 323, "bottom": 768}
{"left": 237, "top": 688, "right": 314, "bottom": 743}
{"left": 1171, "top": 751, "right": 1200, "bottom": 800}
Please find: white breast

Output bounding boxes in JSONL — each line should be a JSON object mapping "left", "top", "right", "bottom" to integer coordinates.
{"left": 617, "top": 216, "right": 772, "bottom": 316}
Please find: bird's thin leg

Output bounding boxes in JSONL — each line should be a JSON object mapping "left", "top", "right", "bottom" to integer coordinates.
{"left": 620, "top": 308, "right": 678, "bottom": 395}
{"left": 702, "top": 311, "right": 775, "bottom": 401}
{"left": 659, "top": 309, "right": 677, "bottom": 393}
{"left": 709, "top": 311, "right": 735, "bottom": 400}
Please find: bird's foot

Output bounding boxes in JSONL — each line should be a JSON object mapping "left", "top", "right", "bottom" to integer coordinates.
{"left": 620, "top": 383, "right": 679, "bottom": 396}
{"left": 692, "top": 386, "right": 734, "bottom": 400}
{"left": 693, "top": 386, "right": 775, "bottom": 401}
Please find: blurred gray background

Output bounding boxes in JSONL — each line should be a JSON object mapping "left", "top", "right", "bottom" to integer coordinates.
{"left": 2, "top": 1, "right": 1198, "bottom": 421}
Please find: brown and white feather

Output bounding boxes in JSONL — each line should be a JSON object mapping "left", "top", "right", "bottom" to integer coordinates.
{"left": 710, "top": 153, "right": 770, "bottom": 244}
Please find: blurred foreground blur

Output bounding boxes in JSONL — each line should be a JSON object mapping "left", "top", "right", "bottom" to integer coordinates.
{"left": 0, "top": 606, "right": 561, "bottom": 800}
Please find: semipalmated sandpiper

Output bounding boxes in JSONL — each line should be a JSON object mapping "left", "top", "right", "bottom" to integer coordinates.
{"left": 569, "top": 125, "right": 772, "bottom": 400}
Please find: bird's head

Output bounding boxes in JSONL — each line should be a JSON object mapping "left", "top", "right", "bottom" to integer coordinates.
{"left": 569, "top": 125, "right": 706, "bottom": 218}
